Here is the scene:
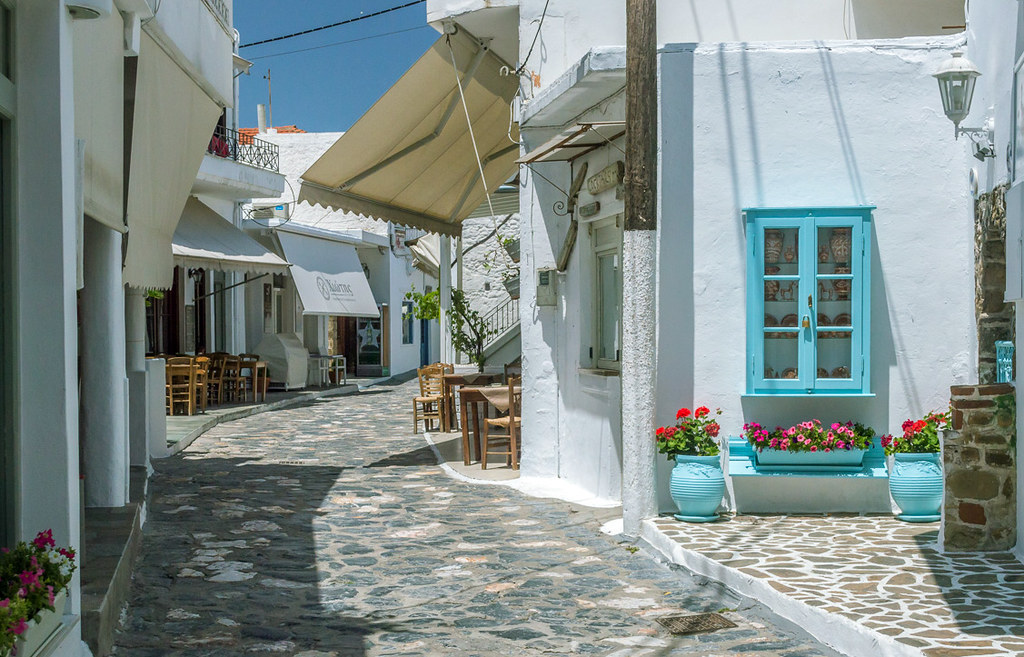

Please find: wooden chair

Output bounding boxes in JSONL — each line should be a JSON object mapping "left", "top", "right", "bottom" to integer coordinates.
{"left": 221, "top": 356, "right": 243, "bottom": 403}
{"left": 193, "top": 356, "right": 210, "bottom": 413}
{"left": 504, "top": 362, "right": 522, "bottom": 385}
{"left": 166, "top": 356, "right": 193, "bottom": 366}
{"left": 481, "top": 376, "right": 522, "bottom": 470}
{"left": 412, "top": 364, "right": 445, "bottom": 433}
{"left": 205, "top": 355, "right": 226, "bottom": 405}
{"left": 165, "top": 363, "right": 195, "bottom": 416}
{"left": 238, "top": 355, "right": 259, "bottom": 402}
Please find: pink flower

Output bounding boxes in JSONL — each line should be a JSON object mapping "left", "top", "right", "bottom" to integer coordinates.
{"left": 810, "top": 446, "right": 818, "bottom": 452}
{"left": 836, "top": 440, "right": 845, "bottom": 449}
{"left": 0, "top": 599, "right": 8, "bottom": 608}
{"left": 32, "top": 529, "right": 55, "bottom": 550}
{"left": 47, "top": 585, "right": 55, "bottom": 606}
{"left": 12, "top": 618, "right": 27, "bottom": 635}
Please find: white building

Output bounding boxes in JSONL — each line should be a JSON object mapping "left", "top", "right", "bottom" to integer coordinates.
{"left": 2, "top": 0, "right": 250, "bottom": 654}
{"left": 423, "top": 0, "right": 981, "bottom": 514}
{"left": 243, "top": 130, "right": 440, "bottom": 384}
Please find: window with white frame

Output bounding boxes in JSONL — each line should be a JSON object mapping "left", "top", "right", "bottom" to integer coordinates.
{"left": 590, "top": 214, "right": 622, "bottom": 370}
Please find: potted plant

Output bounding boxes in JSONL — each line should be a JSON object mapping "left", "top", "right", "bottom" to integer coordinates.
{"left": 501, "top": 269, "right": 520, "bottom": 300}
{"left": 881, "top": 410, "right": 948, "bottom": 522}
{"left": 0, "top": 529, "right": 77, "bottom": 657}
{"left": 742, "top": 419, "right": 874, "bottom": 468}
{"left": 500, "top": 236, "right": 520, "bottom": 264}
{"left": 657, "top": 406, "right": 725, "bottom": 522}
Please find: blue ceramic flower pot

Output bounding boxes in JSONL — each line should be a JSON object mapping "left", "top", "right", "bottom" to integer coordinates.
{"left": 669, "top": 454, "right": 725, "bottom": 522}
{"left": 889, "top": 452, "right": 943, "bottom": 522}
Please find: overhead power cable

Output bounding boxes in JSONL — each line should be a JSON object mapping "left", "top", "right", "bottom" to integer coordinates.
{"left": 249, "top": 25, "right": 433, "bottom": 61}
{"left": 240, "top": 0, "right": 426, "bottom": 49}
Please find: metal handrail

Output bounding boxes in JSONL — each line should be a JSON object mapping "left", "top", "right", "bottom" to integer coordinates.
{"left": 207, "top": 125, "right": 280, "bottom": 172}
{"left": 482, "top": 296, "right": 519, "bottom": 349}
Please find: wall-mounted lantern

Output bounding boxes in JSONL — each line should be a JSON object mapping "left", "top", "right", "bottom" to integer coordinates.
{"left": 933, "top": 51, "right": 995, "bottom": 161}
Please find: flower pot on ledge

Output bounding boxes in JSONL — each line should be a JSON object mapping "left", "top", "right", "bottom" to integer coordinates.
{"left": 14, "top": 591, "right": 67, "bottom": 657}
{"left": 755, "top": 447, "right": 867, "bottom": 469}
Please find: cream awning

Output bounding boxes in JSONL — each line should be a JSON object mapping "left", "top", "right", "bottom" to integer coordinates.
{"left": 298, "top": 31, "right": 519, "bottom": 237}
{"left": 123, "top": 33, "right": 222, "bottom": 289}
{"left": 407, "top": 234, "right": 440, "bottom": 278}
{"left": 73, "top": 10, "right": 125, "bottom": 232}
{"left": 277, "top": 231, "right": 380, "bottom": 317}
{"left": 172, "top": 198, "right": 290, "bottom": 274}
{"left": 517, "top": 122, "right": 625, "bottom": 164}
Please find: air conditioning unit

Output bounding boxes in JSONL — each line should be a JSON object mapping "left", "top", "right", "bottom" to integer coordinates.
{"left": 250, "top": 204, "right": 288, "bottom": 221}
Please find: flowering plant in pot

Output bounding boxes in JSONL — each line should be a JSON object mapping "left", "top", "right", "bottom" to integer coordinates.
{"left": 881, "top": 410, "right": 949, "bottom": 522}
{"left": 0, "top": 529, "right": 77, "bottom": 657}
{"left": 656, "top": 406, "right": 725, "bottom": 522}
{"left": 742, "top": 419, "right": 874, "bottom": 467}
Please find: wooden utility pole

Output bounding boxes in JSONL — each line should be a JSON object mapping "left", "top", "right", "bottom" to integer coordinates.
{"left": 264, "top": 68, "right": 273, "bottom": 129}
{"left": 621, "top": 0, "right": 658, "bottom": 538}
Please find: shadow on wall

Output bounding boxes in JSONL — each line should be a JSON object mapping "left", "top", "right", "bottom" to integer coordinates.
{"left": 116, "top": 457, "right": 401, "bottom": 655}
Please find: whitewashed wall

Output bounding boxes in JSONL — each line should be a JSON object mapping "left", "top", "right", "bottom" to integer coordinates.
{"left": 511, "top": 0, "right": 962, "bottom": 99}
{"left": 653, "top": 37, "right": 976, "bottom": 511}
{"left": 459, "top": 214, "right": 521, "bottom": 316}
{"left": 519, "top": 91, "right": 626, "bottom": 503}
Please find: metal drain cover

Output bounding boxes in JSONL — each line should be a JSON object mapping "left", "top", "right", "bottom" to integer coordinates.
{"left": 656, "top": 612, "right": 737, "bottom": 635}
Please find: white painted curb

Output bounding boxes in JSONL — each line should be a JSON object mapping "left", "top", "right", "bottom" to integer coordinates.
{"left": 640, "top": 519, "right": 924, "bottom": 657}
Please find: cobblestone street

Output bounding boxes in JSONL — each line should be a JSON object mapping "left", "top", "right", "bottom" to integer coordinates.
{"left": 113, "top": 379, "right": 839, "bottom": 656}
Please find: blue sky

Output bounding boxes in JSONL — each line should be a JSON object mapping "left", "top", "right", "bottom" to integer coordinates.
{"left": 235, "top": 0, "right": 438, "bottom": 133}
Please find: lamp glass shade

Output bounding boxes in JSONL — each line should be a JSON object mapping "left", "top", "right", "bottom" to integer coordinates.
{"left": 933, "top": 51, "right": 981, "bottom": 127}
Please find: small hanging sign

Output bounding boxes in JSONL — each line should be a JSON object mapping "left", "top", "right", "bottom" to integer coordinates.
{"left": 586, "top": 161, "right": 624, "bottom": 195}
{"left": 578, "top": 201, "right": 601, "bottom": 218}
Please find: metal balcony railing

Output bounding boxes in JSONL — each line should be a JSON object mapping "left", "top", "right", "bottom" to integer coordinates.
{"left": 207, "top": 125, "right": 280, "bottom": 172}
{"left": 482, "top": 296, "right": 519, "bottom": 349}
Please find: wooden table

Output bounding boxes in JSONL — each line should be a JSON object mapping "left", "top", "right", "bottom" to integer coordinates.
{"left": 247, "top": 361, "right": 268, "bottom": 402}
{"left": 442, "top": 372, "right": 502, "bottom": 433}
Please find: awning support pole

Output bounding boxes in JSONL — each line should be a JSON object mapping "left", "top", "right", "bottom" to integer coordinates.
{"left": 337, "top": 38, "right": 491, "bottom": 191}
{"left": 439, "top": 236, "right": 453, "bottom": 364}
{"left": 193, "top": 272, "right": 269, "bottom": 302}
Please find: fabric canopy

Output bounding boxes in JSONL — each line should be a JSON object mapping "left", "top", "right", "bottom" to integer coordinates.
{"left": 517, "top": 122, "right": 625, "bottom": 164}
{"left": 123, "top": 33, "right": 222, "bottom": 289}
{"left": 72, "top": 10, "right": 125, "bottom": 232}
{"left": 172, "top": 198, "right": 290, "bottom": 274}
{"left": 299, "top": 31, "right": 519, "bottom": 237}
{"left": 407, "top": 234, "right": 440, "bottom": 278}
{"left": 277, "top": 231, "right": 380, "bottom": 317}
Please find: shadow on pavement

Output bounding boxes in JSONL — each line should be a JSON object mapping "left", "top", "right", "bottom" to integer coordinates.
{"left": 117, "top": 457, "right": 402, "bottom": 655}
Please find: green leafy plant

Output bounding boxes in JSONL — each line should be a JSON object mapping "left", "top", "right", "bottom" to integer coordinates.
{"left": 404, "top": 286, "right": 439, "bottom": 321}
{"left": 405, "top": 287, "right": 495, "bottom": 371}
{"left": 881, "top": 410, "right": 949, "bottom": 455}
{"left": 656, "top": 406, "right": 722, "bottom": 457}
{"left": 448, "top": 289, "right": 495, "bottom": 372}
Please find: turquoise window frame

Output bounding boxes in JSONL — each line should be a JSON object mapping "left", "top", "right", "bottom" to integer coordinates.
{"left": 745, "top": 207, "right": 873, "bottom": 396}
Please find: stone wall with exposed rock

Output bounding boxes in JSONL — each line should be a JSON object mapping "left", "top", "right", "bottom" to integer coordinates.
{"left": 975, "top": 184, "right": 1015, "bottom": 383}
{"left": 944, "top": 383, "right": 1017, "bottom": 551}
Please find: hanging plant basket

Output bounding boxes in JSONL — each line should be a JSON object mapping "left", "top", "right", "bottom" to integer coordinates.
{"left": 502, "top": 238, "right": 521, "bottom": 263}
{"left": 503, "top": 275, "right": 520, "bottom": 300}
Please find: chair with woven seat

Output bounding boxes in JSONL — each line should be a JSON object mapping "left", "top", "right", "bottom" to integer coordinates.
{"left": 481, "top": 376, "right": 522, "bottom": 470}
{"left": 412, "top": 364, "right": 445, "bottom": 433}
{"left": 165, "top": 363, "right": 195, "bottom": 416}
{"left": 221, "top": 356, "right": 243, "bottom": 403}
{"left": 193, "top": 356, "right": 210, "bottom": 413}
{"left": 205, "top": 354, "right": 226, "bottom": 405}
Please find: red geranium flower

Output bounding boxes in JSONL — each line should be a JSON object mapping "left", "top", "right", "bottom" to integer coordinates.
{"left": 695, "top": 406, "right": 710, "bottom": 418}
{"left": 676, "top": 408, "right": 691, "bottom": 419}
{"left": 706, "top": 422, "right": 720, "bottom": 437}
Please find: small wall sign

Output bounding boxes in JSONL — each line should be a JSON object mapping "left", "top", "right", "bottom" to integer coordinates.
{"left": 586, "top": 161, "right": 624, "bottom": 195}
{"left": 578, "top": 201, "right": 601, "bottom": 218}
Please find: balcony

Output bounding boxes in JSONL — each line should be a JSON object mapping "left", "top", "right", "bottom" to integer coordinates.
{"left": 208, "top": 125, "right": 279, "bottom": 172}
{"left": 193, "top": 127, "right": 285, "bottom": 201}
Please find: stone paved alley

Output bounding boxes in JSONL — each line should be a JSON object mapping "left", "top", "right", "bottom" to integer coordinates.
{"left": 112, "top": 379, "right": 839, "bottom": 656}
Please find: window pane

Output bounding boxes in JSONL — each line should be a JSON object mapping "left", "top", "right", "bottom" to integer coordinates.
{"left": 817, "top": 330, "right": 852, "bottom": 379}
{"left": 817, "top": 226, "right": 854, "bottom": 274}
{"left": 598, "top": 253, "right": 619, "bottom": 362}
{"left": 764, "top": 226, "right": 799, "bottom": 275}
{"left": 763, "top": 332, "right": 799, "bottom": 380}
